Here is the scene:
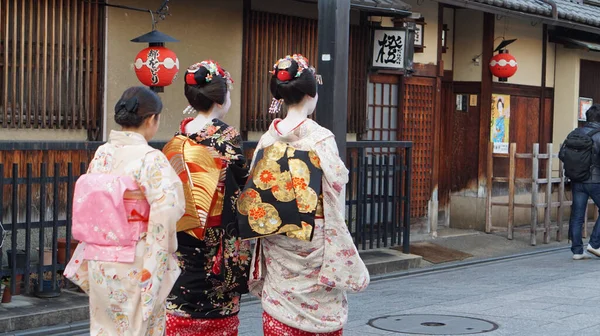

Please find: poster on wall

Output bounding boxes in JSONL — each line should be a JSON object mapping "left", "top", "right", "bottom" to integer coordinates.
{"left": 579, "top": 97, "right": 593, "bottom": 121}
{"left": 491, "top": 94, "right": 510, "bottom": 154}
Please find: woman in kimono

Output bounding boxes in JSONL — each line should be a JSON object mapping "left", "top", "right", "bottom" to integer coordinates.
{"left": 163, "top": 60, "right": 251, "bottom": 336}
{"left": 243, "top": 54, "right": 370, "bottom": 335}
{"left": 64, "top": 86, "right": 185, "bottom": 336}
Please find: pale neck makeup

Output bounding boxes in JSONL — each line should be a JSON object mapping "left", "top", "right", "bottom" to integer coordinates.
{"left": 185, "top": 91, "right": 231, "bottom": 134}
{"left": 276, "top": 94, "right": 318, "bottom": 135}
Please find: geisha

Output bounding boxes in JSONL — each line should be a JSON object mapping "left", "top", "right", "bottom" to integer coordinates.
{"left": 240, "top": 54, "right": 370, "bottom": 336}
{"left": 162, "top": 60, "right": 251, "bottom": 336}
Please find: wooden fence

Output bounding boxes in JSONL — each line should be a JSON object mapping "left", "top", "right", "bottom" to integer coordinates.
{"left": 486, "top": 142, "right": 598, "bottom": 245}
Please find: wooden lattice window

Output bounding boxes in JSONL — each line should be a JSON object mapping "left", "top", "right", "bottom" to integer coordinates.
{"left": 241, "top": 10, "right": 370, "bottom": 134}
{"left": 403, "top": 77, "right": 435, "bottom": 218}
{"left": 0, "top": 0, "right": 105, "bottom": 136}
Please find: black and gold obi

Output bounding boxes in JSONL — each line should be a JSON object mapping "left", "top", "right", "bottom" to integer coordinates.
{"left": 237, "top": 141, "right": 324, "bottom": 241}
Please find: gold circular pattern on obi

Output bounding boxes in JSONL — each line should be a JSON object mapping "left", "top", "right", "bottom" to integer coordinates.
{"left": 238, "top": 188, "right": 262, "bottom": 216}
{"left": 248, "top": 203, "right": 281, "bottom": 234}
{"left": 309, "top": 150, "right": 321, "bottom": 169}
{"left": 288, "top": 158, "right": 311, "bottom": 183}
{"left": 286, "top": 146, "right": 296, "bottom": 158}
{"left": 296, "top": 187, "right": 319, "bottom": 213}
{"left": 253, "top": 159, "right": 281, "bottom": 190}
{"left": 278, "top": 224, "right": 302, "bottom": 234}
{"left": 264, "top": 142, "right": 287, "bottom": 161}
{"left": 272, "top": 171, "right": 295, "bottom": 203}
{"left": 286, "top": 221, "right": 313, "bottom": 241}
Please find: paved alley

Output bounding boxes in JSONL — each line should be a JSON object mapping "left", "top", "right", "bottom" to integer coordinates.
{"left": 238, "top": 250, "right": 600, "bottom": 336}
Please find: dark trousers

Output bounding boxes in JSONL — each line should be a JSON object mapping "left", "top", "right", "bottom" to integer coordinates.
{"left": 569, "top": 182, "right": 600, "bottom": 254}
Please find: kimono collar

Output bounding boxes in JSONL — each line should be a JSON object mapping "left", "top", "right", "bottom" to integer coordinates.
{"left": 178, "top": 118, "right": 226, "bottom": 142}
{"left": 108, "top": 130, "right": 148, "bottom": 146}
{"left": 268, "top": 118, "right": 315, "bottom": 143}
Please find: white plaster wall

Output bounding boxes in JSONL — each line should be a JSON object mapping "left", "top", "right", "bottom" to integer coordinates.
{"left": 453, "top": 9, "right": 483, "bottom": 82}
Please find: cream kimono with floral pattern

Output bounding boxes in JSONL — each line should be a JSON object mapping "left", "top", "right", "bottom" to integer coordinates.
{"left": 249, "top": 119, "right": 370, "bottom": 333}
{"left": 65, "top": 131, "right": 185, "bottom": 336}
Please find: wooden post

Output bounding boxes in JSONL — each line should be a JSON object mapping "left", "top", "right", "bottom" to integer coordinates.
{"left": 531, "top": 143, "right": 539, "bottom": 246}
{"left": 477, "top": 13, "right": 495, "bottom": 197}
{"left": 544, "top": 143, "right": 553, "bottom": 244}
{"left": 508, "top": 143, "right": 516, "bottom": 240}
{"left": 557, "top": 159, "right": 565, "bottom": 241}
{"left": 316, "top": 0, "right": 350, "bottom": 160}
{"left": 485, "top": 142, "right": 494, "bottom": 233}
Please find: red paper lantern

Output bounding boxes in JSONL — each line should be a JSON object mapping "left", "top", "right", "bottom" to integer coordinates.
{"left": 489, "top": 50, "right": 518, "bottom": 82}
{"left": 134, "top": 46, "right": 179, "bottom": 87}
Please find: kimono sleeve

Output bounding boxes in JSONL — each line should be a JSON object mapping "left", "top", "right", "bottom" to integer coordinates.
{"left": 228, "top": 134, "right": 250, "bottom": 189}
{"left": 314, "top": 135, "right": 349, "bottom": 195}
{"left": 138, "top": 150, "right": 185, "bottom": 320}
{"left": 314, "top": 136, "right": 370, "bottom": 293}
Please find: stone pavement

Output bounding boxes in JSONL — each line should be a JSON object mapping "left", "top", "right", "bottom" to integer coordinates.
{"left": 236, "top": 249, "right": 600, "bottom": 336}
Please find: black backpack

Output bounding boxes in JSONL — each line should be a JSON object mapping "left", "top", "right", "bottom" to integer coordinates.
{"left": 559, "top": 128, "right": 600, "bottom": 182}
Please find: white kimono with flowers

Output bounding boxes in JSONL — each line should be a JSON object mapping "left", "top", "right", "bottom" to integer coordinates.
{"left": 65, "top": 131, "right": 185, "bottom": 336}
{"left": 249, "top": 119, "right": 370, "bottom": 333}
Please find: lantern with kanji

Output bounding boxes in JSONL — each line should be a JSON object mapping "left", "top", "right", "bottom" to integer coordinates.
{"left": 489, "top": 49, "right": 518, "bottom": 82}
{"left": 134, "top": 46, "right": 179, "bottom": 87}
{"left": 131, "top": 30, "right": 179, "bottom": 92}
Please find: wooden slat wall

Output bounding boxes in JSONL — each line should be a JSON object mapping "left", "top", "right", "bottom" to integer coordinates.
{"left": 242, "top": 10, "right": 369, "bottom": 134}
{"left": 0, "top": 0, "right": 104, "bottom": 134}
{"left": 0, "top": 149, "right": 94, "bottom": 223}
{"left": 402, "top": 77, "right": 436, "bottom": 218}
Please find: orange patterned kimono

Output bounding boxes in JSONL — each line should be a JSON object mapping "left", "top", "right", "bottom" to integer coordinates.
{"left": 164, "top": 118, "right": 251, "bottom": 335}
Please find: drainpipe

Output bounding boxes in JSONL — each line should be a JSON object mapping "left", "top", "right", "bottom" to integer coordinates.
{"left": 541, "top": 0, "right": 558, "bottom": 20}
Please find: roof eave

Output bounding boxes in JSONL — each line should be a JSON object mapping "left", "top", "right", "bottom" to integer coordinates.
{"left": 352, "top": 4, "right": 412, "bottom": 16}
{"left": 435, "top": 0, "right": 600, "bottom": 35}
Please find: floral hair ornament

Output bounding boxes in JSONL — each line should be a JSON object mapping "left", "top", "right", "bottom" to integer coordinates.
{"left": 268, "top": 54, "right": 323, "bottom": 114}
{"left": 184, "top": 60, "right": 234, "bottom": 87}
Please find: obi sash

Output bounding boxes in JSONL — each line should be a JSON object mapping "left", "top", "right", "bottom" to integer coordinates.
{"left": 237, "top": 142, "right": 323, "bottom": 241}
{"left": 163, "top": 135, "right": 226, "bottom": 240}
{"left": 72, "top": 173, "right": 150, "bottom": 263}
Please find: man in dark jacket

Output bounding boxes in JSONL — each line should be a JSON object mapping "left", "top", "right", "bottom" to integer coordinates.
{"left": 570, "top": 104, "right": 600, "bottom": 260}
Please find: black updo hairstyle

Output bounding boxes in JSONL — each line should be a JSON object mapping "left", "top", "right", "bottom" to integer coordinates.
{"left": 184, "top": 65, "right": 228, "bottom": 112}
{"left": 270, "top": 59, "right": 317, "bottom": 106}
{"left": 114, "top": 86, "right": 163, "bottom": 128}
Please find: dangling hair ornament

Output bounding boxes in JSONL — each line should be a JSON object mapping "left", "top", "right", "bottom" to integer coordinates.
{"left": 183, "top": 105, "right": 197, "bottom": 115}
{"left": 269, "top": 98, "right": 283, "bottom": 114}
{"left": 315, "top": 74, "right": 323, "bottom": 85}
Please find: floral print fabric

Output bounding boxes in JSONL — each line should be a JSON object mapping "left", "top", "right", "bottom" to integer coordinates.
{"left": 249, "top": 119, "right": 370, "bottom": 333}
{"left": 65, "top": 130, "right": 185, "bottom": 336}
{"left": 166, "top": 118, "right": 251, "bottom": 322}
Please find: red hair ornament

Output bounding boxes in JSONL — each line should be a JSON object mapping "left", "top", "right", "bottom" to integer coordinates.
{"left": 277, "top": 70, "right": 293, "bottom": 82}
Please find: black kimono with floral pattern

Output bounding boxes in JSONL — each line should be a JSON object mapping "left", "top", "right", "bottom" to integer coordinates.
{"left": 166, "top": 118, "right": 251, "bottom": 319}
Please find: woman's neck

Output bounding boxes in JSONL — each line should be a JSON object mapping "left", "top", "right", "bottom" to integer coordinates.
{"left": 277, "top": 105, "right": 309, "bottom": 135}
{"left": 185, "top": 110, "right": 219, "bottom": 134}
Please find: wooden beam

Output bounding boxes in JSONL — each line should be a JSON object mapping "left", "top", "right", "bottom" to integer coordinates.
{"left": 317, "top": 0, "right": 351, "bottom": 159}
{"left": 478, "top": 12, "right": 494, "bottom": 197}
{"left": 539, "top": 24, "right": 548, "bottom": 147}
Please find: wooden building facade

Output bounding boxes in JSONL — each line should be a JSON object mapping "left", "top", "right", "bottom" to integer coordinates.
{"left": 4, "top": 0, "right": 600, "bottom": 234}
